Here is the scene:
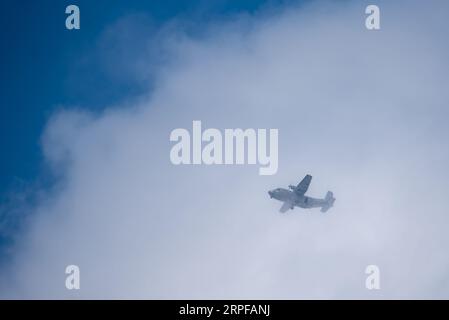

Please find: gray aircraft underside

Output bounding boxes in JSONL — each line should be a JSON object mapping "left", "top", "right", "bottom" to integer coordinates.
{"left": 268, "top": 174, "right": 335, "bottom": 213}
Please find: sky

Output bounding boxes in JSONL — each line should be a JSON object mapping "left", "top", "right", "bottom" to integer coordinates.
{"left": 0, "top": 0, "right": 280, "bottom": 192}
{"left": 1, "top": 0, "right": 449, "bottom": 299}
{"left": 0, "top": 0, "right": 277, "bottom": 257}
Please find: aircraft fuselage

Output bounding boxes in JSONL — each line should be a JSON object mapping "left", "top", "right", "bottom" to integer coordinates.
{"left": 268, "top": 188, "right": 327, "bottom": 209}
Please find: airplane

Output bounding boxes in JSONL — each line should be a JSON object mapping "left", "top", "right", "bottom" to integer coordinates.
{"left": 268, "top": 174, "right": 335, "bottom": 213}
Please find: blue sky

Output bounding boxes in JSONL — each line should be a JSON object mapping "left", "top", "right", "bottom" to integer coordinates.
{"left": 1, "top": 0, "right": 298, "bottom": 262}
{"left": 0, "top": 0, "right": 285, "bottom": 197}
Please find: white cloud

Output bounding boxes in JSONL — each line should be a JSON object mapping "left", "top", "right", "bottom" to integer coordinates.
{"left": 2, "top": 0, "right": 449, "bottom": 298}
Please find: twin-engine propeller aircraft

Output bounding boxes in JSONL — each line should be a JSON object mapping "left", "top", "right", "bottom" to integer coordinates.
{"left": 268, "top": 174, "right": 335, "bottom": 213}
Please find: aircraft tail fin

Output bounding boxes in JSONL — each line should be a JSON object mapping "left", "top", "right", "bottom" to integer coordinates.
{"left": 320, "top": 191, "right": 335, "bottom": 213}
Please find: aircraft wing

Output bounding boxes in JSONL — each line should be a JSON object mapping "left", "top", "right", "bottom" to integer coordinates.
{"left": 279, "top": 201, "right": 292, "bottom": 213}
{"left": 294, "top": 174, "right": 312, "bottom": 195}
